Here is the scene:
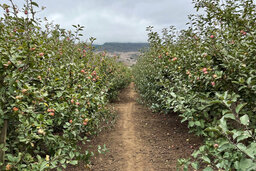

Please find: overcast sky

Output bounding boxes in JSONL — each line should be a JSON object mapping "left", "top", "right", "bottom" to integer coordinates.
{"left": 2, "top": 0, "right": 196, "bottom": 44}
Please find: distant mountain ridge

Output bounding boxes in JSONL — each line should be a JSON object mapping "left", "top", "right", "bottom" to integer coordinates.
{"left": 93, "top": 42, "right": 149, "bottom": 52}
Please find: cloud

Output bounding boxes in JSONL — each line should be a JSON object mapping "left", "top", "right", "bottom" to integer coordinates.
{"left": 48, "top": 13, "right": 64, "bottom": 22}
{"left": 1, "top": 0, "right": 196, "bottom": 44}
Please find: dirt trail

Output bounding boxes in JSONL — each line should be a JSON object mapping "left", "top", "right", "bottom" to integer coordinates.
{"left": 69, "top": 83, "right": 201, "bottom": 170}
{"left": 112, "top": 83, "right": 154, "bottom": 171}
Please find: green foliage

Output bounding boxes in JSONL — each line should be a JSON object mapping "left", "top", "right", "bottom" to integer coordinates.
{"left": 133, "top": 0, "right": 256, "bottom": 170}
{"left": 0, "top": 0, "right": 130, "bottom": 170}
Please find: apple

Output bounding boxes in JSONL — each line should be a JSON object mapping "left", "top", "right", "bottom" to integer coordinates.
{"left": 91, "top": 71, "right": 96, "bottom": 76}
{"left": 172, "top": 57, "right": 177, "bottom": 61}
{"left": 240, "top": 30, "right": 246, "bottom": 35}
{"left": 22, "top": 89, "right": 28, "bottom": 93}
{"left": 71, "top": 99, "right": 74, "bottom": 104}
{"left": 37, "top": 128, "right": 46, "bottom": 135}
{"left": 5, "top": 164, "right": 11, "bottom": 171}
{"left": 13, "top": 107, "right": 19, "bottom": 112}
{"left": 47, "top": 108, "right": 54, "bottom": 112}
{"left": 15, "top": 96, "right": 22, "bottom": 99}
{"left": 39, "top": 53, "right": 44, "bottom": 57}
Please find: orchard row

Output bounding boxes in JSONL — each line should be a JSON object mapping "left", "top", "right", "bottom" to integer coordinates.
{"left": 0, "top": 1, "right": 130, "bottom": 170}
{"left": 134, "top": 0, "right": 256, "bottom": 170}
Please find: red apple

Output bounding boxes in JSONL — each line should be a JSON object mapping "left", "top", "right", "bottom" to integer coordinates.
{"left": 6, "top": 164, "right": 12, "bottom": 171}
{"left": 172, "top": 57, "right": 177, "bottom": 61}
{"left": 39, "top": 53, "right": 44, "bottom": 57}
{"left": 214, "top": 144, "right": 219, "bottom": 148}
{"left": 13, "top": 107, "right": 19, "bottom": 112}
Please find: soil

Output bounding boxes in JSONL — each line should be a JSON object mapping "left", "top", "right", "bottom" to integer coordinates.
{"left": 67, "top": 83, "right": 202, "bottom": 171}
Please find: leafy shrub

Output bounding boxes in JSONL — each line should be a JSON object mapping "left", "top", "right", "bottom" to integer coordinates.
{"left": 133, "top": 0, "right": 256, "bottom": 170}
{"left": 0, "top": 1, "right": 130, "bottom": 170}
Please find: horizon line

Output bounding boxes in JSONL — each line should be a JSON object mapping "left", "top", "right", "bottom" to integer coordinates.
{"left": 93, "top": 42, "right": 149, "bottom": 45}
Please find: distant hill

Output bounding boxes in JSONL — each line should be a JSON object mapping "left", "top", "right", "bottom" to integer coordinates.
{"left": 93, "top": 42, "right": 149, "bottom": 52}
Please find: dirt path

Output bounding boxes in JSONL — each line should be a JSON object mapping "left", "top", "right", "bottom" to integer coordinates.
{"left": 68, "top": 83, "right": 201, "bottom": 170}
{"left": 108, "top": 83, "right": 154, "bottom": 171}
